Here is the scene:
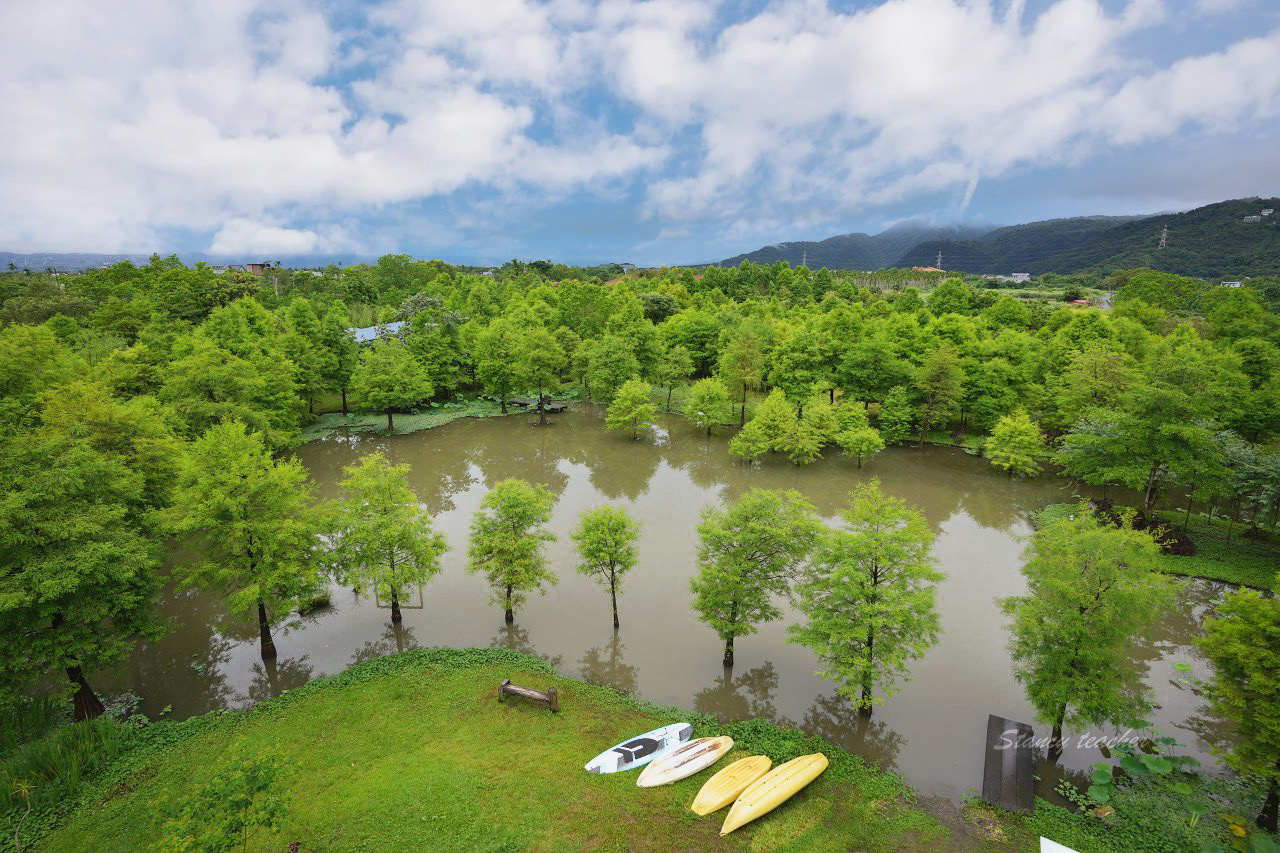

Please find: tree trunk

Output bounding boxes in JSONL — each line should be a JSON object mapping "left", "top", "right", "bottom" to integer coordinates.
{"left": 258, "top": 599, "right": 277, "bottom": 659}
{"left": 918, "top": 422, "right": 927, "bottom": 449}
{"left": 706, "top": 424, "right": 712, "bottom": 437}
{"left": 390, "top": 588, "right": 402, "bottom": 623}
{"left": 796, "top": 403, "right": 804, "bottom": 420}
{"left": 263, "top": 655, "right": 281, "bottom": 698}
{"left": 722, "top": 636, "right": 734, "bottom": 668}
{"left": 386, "top": 409, "right": 394, "bottom": 432}
{"left": 500, "top": 397, "right": 508, "bottom": 414}
{"left": 1183, "top": 493, "right": 1194, "bottom": 530}
{"left": 505, "top": 584, "right": 514, "bottom": 624}
{"left": 66, "top": 665, "right": 105, "bottom": 721}
{"left": 1258, "top": 763, "right": 1279, "bottom": 832}
{"left": 829, "top": 387, "right": 835, "bottom": 404}
{"left": 859, "top": 628, "right": 874, "bottom": 717}
{"left": 341, "top": 387, "right": 348, "bottom": 415}
{"left": 610, "top": 578, "right": 619, "bottom": 629}
{"left": 538, "top": 394, "right": 547, "bottom": 426}
{"left": 308, "top": 397, "right": 314, "bottom": 415}
{"left": 1049, "top": 704, "right": 1066, "bottom": 762}
{"left": 666, "top": 386, "right": 673, "bottom": 412}
{"left": 1143, "top": 464, "right": 1160, "bottom": 513}
{"left": 740, "top": 384, "right": 747, "bottom": 426}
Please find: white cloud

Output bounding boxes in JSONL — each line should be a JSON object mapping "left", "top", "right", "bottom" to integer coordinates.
{"left": 0, "top": 0, "right": 1277, "bottom": 254}
{"left": 208, "top": 219, "right": 322, "bottom": 255}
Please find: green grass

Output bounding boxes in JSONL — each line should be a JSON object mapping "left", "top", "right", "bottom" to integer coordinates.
{"left": 20, "top": 648, "right": 1029, "bottom": 852}
{"left": 300, "top": 397, "right": 518, "bottom": 442}
{"left": 1036, "top": 504, "right": 1280, "bottom": 589}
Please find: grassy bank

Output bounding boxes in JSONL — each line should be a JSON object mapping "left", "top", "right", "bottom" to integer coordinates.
{"left": 300, "top": 397, "right": 519, "bottom": 443}
{"left": 17, "top": 648, "right": 1033, "bottom": 852}
{"left": 1036, "top": 504, "right": 1280, "bottom": 589}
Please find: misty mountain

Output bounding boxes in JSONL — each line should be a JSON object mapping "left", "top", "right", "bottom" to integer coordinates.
{"left": 894, "top": 215, "right": 1148, "bottom": 272}
{"left": 0, "top": 251, "right": 378, "bottom": 273}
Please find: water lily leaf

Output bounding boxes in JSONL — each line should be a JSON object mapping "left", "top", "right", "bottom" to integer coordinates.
{"left": 1172, "top": 782, "right": 1194, "bottom": 796}
{"left": 1087, "top": 785, "right": 1111, "bottom": 804}
{"left": 1140, "top": 754, "right": 1173, "bottom": 775}
{"left": 1091, "top": 767, "right": 1113, "bottom": 785}
{"left": 1120, "top": 755, "right": 1148, "bottom": 776}
{"left": 1172, "top": 662, "right": 1192, "bottom": 673}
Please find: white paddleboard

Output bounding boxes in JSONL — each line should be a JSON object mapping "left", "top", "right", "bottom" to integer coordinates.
{"left": 584, "top": 723, "right": 694, "bottom": 774}
{"left": 636, "top": 735, "right": 733, "bottom": 787}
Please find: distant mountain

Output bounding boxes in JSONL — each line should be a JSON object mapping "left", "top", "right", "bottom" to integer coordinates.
{"left": 0, "top": 252, "right": 153, "bottom": 272}
{"left": 1030, "top": 199, "right": 1280, "bottom": 278}
{"left": 718, "top": 222, "right": 999, "bottom": 270}
{"left": 894, "top": 215, "right": 1148, "bottom": 272}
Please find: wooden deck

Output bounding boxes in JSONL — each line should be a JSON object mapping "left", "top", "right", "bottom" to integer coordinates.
{"left": 981, "top": 714, "right": 1035, "bottom": 814}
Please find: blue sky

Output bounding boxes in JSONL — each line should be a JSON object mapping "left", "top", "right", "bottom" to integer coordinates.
{"left": 2, "top": 0, "right": 1278, "bottom": 266}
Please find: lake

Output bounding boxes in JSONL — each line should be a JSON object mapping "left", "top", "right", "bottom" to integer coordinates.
{"left": 95, "top": 405, "right": 1230, "bottom": 802}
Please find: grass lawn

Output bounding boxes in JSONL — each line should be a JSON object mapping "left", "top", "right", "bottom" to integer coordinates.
{"left": 1036, "top": 503, "right": 1279, "bottom": 589}
{"left": 300, "top": 397, "right": 520, "bottom": 443}
{"left": 26, "top": 649, "right": 1034, "bottom": 852}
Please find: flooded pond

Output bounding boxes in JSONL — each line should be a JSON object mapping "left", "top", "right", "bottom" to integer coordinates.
{"left": 96, "top": 406, "right": 1232, "bottom": 801}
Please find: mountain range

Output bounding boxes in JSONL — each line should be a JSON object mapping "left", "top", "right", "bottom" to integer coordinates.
{"left": 721, "top": 198, "right": 1280, "bottom": 279}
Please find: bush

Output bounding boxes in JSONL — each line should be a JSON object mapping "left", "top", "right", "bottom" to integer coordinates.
{"left": 1, "top": 715, "right": 131, "bottom": 812}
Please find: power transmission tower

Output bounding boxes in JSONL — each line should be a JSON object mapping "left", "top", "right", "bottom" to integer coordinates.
{"left": 936, "top": 250, "right": 943, "bottom": 269}
{"left": 1158, "top": 225, "right": 1168, "bottom": 250}
{"left": 801, "top": 250, "right": 807, "bottom": 269}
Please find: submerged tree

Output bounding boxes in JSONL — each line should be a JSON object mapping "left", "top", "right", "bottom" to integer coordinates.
{"left": 605, "top": 378, "right": 657, "bottom": 440}
{"left": 468, "top": 478, "right": 556, "bottom": 623}
{"left": 330, "top": 453, "right": 447, "bottom": 623}
{"left": 690, "top": 489, "right": 822, "bottom": 666}
{"left": 1196, "top": 582, "right": 1280, "bottom": 832}
{"left": 167, "top": 421, "right": 324, "bottom": 659}
{"left": 914, "top": 346, "right": 964, "bottom": 447}
{"left": 1000, "top": 510, "right": 1178, "bottom": 757}
{"left": 686, "top": 377, "right": 734, "bottom": 437}
{"left": 789, "top": 480, "right": 942, "bottom": 715}
{"left": 571, "top": 506, "right": 640, "bottom": 628}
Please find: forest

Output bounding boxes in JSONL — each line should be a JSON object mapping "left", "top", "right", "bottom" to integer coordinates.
{"left": 3, "top": 252, "right": 1280, "bottom": 846}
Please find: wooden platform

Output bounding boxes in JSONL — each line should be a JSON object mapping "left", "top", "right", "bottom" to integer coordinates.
{"left": 981, "top": 714, "right": 1035, "bottom": 814}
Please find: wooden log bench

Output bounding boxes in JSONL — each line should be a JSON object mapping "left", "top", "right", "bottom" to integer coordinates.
{"left": 498, "top": 679, "right": 559, "bottom": 712}
{"left": 981, "top": 713, "right": 1035, "bottom": 814}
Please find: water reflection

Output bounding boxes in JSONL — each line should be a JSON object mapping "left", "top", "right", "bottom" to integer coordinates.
{"left": 803, "top": 691, "right": 906, "bottom": 773}
{"left": 693, "top": 662, "right": 783, "bottom": 723}
{"left": 490, "top": 622, "right": 563, "bottom": 669}
{"left": 578, "top": 632, "right": 639, "bottom": 695}
{"left": 245, "top": 656, "right": 314, "bottom": 703}
{"left": 351, "top": 623, "right": 421, "bottom": 666}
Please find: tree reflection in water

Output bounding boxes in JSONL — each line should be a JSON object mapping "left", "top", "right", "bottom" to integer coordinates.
{"left": 577, "top": 632, "right": 638, "bottom": 695}
{"left": 490, "top": 621, "right": 563, "bottom": 669}
{"left": 350, "top": 622, "right": 421, "bottom": 666}
{"left": 693, "top": 661, "right": 786, "bottom": 724}
{"left": 245, "top": 655, "right": 314, "bottom": 703}
{"left": 802, "top": 692, "right": 905, "bottom": 773}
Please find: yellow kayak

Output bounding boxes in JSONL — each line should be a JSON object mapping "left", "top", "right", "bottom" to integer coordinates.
{"left": 690, "top": 755, "right": 772, "bottom": 815}
{"left": 720, "top": 753, "right": 829, "bottom": 835}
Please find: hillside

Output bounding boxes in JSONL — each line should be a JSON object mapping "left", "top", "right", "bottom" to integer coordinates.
{"left": 718, "top": 223, "right": 996, "bottom": 270}
{"left": 891, "top": 214, "right": 1148, "bottom": 272}
{"left": 1032, "top": 198, "right": 1280, "bottom": 278}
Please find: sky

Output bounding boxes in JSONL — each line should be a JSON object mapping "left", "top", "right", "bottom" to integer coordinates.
{"left": 2, "top": 0, "right": 1279, "bottom": 266}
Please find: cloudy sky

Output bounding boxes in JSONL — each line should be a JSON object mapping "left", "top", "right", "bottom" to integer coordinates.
{"left": 2, "top": 0, "right": 1278, "bottom": 265}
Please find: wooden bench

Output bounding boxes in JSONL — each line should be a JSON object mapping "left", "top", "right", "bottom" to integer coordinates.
{"left": 981, "top": 714, "right": 1035, "bottom": 814}
{"left": 498, "top": 679, "right": 559, "bottom": 713}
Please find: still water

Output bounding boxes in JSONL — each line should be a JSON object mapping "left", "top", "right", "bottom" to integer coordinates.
{"left": 97, "top": 406, "right": 1231, "bottom": 801}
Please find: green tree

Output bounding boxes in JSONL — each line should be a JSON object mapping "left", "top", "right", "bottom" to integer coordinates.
{"left": 513, "top": 327, "right": 566, "bottom": 425}
{"left": 836, "top": 338, "right": 911, "bottom": 406}
{"left": 330, "top": 453, "right": 447, "bottom": 623}
{"left": 585, "top": 335, "right": 640, "bottom": 402}
{"left": 605, "top": 378, "right": 658, "bottom": 440}
{"left": 876, "top": 386, "right": 915, "bottom": 445}
{"left": 719, "top": 329, "right": 766, "bottom": 425}
{"left": 572, "top": 506, "right": 640, "bottom": 628}
{"left": 166, "top": 422, "right": 323, "bottom": 659}
{"left": 468, "top": 478, "right": 557, "bottom": 623}
{"left": 839, "top": 427, "right": 885, "bottom": 468}
{"left": 318, "top": 304, "right": 358, "bottom": 415}
{"left": 1196, "top": 584, "right": 1280, "bottom": 832}
{"left": 985, "top": 410, "right": 1046, "bottom": 477}
{"left": 789, "top": 480, "right": 942, "bottom": 715}
{"left": 731, "top": 388, "right": 794, "bottom": 458}
{"left": 686, "top": 377, "right": 733, "bottom": 437}
{"left": 690, "top": 489, "right": 822, "bottom": 666}
{"left": 914, "top": 346, "right": 964, "bottom": 447}
{"left": 474, "top": 317, "right": 520, "bottom": 413}
{"left": 0, "top": 436, "right": 161, "bottom": 719}
{"left": 657, "top": 343, "right": 694, "bottom": 412}
{"left": 768, "top": 327, "right": 826, "bottom": 416}
{"left": 278, "top": 298, "right": 326, "bottom": 414}
{"left": 349, "top": 338, "right": 433, "bottom": 432}
{"left": 1000, "top": 511, "right": 1178, "bottom": 755}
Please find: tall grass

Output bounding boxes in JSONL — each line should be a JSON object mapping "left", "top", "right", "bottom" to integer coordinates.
{"left": 1, "top": 715, "right": 130, "bottom": 812}
{"left": 0, "top": 697, "right": 64, "bottom": 759}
